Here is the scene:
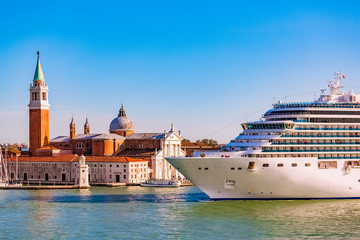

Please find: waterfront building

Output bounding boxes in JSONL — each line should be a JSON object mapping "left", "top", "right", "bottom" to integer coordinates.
{"left": 51, "top": 107, "right": 186, "bottom": 180}
{"left": 118, "top": 124, "right": 185, "bottom": 179}
{"left": 15, "top": 52, "right": 185, "bottom": 185}
{"left": 6, "top": 155, "right": 148, "bottom": 184}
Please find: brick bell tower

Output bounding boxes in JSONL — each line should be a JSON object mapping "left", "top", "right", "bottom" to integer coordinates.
{"left": 29, "top": 51, "right": 50, "bottom": 154}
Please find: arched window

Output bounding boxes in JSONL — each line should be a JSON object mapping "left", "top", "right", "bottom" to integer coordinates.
{"left": 76, "top": 142, "right": 85, "bottom": 149}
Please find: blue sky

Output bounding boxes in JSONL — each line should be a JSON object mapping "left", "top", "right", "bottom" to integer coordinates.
{"left": 1, "top": 0, "right": 360, "bottom": 144}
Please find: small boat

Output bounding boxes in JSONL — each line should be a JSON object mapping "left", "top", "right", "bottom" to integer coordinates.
{"left": 140, "top": 179, "right": 181, "bottom": 187}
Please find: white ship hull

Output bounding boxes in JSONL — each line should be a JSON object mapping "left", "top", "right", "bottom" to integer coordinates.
{"left": 166, "top": 157, "right": 360, "bottom": 200}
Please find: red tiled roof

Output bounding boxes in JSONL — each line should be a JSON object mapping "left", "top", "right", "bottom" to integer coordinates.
{"left": 117, "top": 148, "right": 156, "bottom": 156}
{"left": 7, "top": 154, "right": 78, "bottom": 162}
{"left": 181, "top": 142, "right": 213, "bottom": 148}
{"left": 85, "top": 156, "right": 148, "bottom": 163}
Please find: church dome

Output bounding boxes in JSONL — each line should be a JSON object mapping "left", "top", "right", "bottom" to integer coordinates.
{"left": 109, "top": 105, "right": 135, "bottom": 132}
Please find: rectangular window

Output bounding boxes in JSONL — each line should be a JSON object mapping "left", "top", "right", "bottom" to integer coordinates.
{"left": 305, "top": 163, "right": 311, "bottom": 167}
{"left": 42, "top": 92, "right": 47, "bottom": 100}
{"left": 263, "top": 164, "right": 269, "bottom": 167}
{"left": 225, "top": 180, "right": 235, "bottom": 189}
{"left": 291, "top": 163, "right": 297, "bottom": 167}
{"left": 277, "top": 163, "right": 284, "bottom": 167}
{"left": 318, "top": 161, "right": 337, "bottom": 169}
{"left": 124, "top": 175, "right": 126, "bottom": 179}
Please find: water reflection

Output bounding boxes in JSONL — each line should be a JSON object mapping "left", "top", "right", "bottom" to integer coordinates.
{"left": 183, "top": 199, "right": 360, "bottom": 238}
{"left": 2, "top": 187, "right": 360, "bottom": 239}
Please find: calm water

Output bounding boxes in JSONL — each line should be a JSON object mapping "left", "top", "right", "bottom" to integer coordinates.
{"left": 1, "top": 186, "right": 360, "bottom": 239}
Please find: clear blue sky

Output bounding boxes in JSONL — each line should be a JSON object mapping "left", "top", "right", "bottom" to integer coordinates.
{"left": 1, "top": 0, "right": 360, "bottom": 144}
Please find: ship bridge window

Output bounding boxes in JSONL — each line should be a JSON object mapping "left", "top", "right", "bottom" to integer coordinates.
{"left": 318, "top": 161, "right": 337, "bottom": 169}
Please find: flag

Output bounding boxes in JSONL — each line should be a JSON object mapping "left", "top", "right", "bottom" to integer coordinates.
{"left": 343, "top": 75, "right": 345, "bottom": 78}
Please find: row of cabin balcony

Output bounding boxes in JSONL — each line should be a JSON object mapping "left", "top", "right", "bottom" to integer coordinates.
{"left": 281, "top": 133, "right": 360, "bottom": 138}
{"left": 239, "top": 132, "right": 282, "bottom": 136}
{"left": 249, "top": 153, "right": 360, "bottom": 159}
{"left": 295, "top": 126, "right": 360, "bottom": 130}
{"left": 263, "top": 146, "right": 360, "bottom": 152}
{"left": 271, "top": 139, "right": 360, "bottom": 145}
{"left": 268, "top": 118, "right": 360, "bottom": 123}
{"left": 265, "top": 111, "right": 360, "bottom": 117}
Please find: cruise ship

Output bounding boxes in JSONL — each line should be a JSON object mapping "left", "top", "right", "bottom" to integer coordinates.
{"left": 167, "top": 72, "right": 360, "bottom": 200}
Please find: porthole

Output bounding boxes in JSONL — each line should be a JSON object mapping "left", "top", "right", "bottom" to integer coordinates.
{"left": 238, "top": 167, "right": 242, "bottom": 170}
{"left": 291, "top": 163, "right": 297, "bottom": 167}
{"left": 305, "top": 163, "right": 311, "bottom": 167}
{"left": 198, "top": 168, "right": 201, "bottom": 170}
{"left": 231, "top": 167, "right": 235, "bottom": 170}
{"left": 263, "top": 164, "right": 269, "bottom": 167}
{"left": 205, "top": 168, "right": 209, "bottom": 170}
{"left": 277, "top": 163, "right": 284, "bottom": 167}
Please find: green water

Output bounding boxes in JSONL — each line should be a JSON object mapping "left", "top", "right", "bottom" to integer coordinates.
{"left": 1, "top": 186, "right": 360, "bottom": 239}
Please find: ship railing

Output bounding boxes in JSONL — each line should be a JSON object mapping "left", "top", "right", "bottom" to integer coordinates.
{"left": 272, "top": 142, "right": 360, "bottom": 145}
{"left": 274, "top": 102, "right": 360, "bottom": 109}
{"left": 281, "top": 135, "right": 358, "bottom": 138}
{"left": 318, "top": 156, "right": 360, "bottom": 159}
{"left": 262, "top": 149, "right": 360, "bottom": 153}
{"left": 295, "top": 128, "right": 357, "bottom": 130}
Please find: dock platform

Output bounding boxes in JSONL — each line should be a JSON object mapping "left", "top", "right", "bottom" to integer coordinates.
{"left": 0, "top": 185, "right": 88, "bottom": 190}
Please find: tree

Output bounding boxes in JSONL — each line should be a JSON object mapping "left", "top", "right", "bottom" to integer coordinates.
{"left": 182, "top": 139, "right": 191, "bottom": 143}
{"left": 196, "top": 139, "right": 218, "bottom": 147}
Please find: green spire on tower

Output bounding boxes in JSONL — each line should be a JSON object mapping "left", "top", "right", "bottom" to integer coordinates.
{"left": 33, "top": 51, "right": 45, "bottom": 81}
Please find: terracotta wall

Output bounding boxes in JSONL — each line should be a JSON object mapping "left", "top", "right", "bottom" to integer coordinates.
{"left": 29, "top": 109, "right": 49, "bottom": 154}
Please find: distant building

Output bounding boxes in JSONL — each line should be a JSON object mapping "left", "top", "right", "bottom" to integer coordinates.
{"left": 118, "top": 127, "right": 185, "bottom": 179}
{"left": 6, "top": 155, "right": 148, "bottom": 184}
{"left": 18, "top": 52, "right": 186, "bottom": 185}
{"left": 181, "top": 141, "right": 216, "bottom": 156}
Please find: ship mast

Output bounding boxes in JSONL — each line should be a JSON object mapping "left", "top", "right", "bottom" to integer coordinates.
{"left": 327, "top": 71, "right": 344, "bottom": 95}
{"left": 0, "top": 149, "right": 9, "bottom": 185}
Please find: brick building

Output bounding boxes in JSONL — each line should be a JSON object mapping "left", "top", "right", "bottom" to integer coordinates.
{"left": 20, "top": 52, "right": 186, "bottom": 185}
{"left": 7, "top": 155, "right": 148, "bottom": 184}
